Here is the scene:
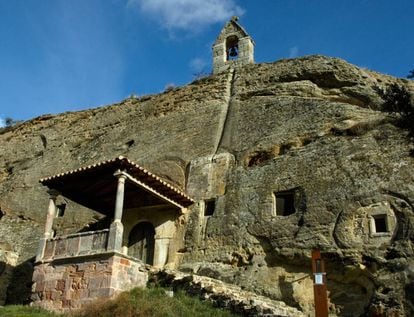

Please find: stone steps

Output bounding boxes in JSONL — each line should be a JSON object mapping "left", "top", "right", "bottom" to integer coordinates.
{"left": 150, "top": 269, "right": 306, "bottom": 317}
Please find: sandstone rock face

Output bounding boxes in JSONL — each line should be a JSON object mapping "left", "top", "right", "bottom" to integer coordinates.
{"left": 0, "top": 55, "right": 413, "bottom": 315}
{"left": 0, "top": 250, "right": 18, "bottom": 305}
{"left": 151, "top": 269, "right": 306, "bottom": 316}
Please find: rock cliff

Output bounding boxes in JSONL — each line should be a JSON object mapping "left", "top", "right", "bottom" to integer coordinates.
{"left": 1, "top": 55, "right": 413, "bottom": 316}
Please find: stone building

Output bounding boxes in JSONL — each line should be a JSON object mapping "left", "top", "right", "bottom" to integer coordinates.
{"left": 212, "top": 16, "right": 254, "bottom": 74}
{"left": 32, "top": 157, "right": 193, "bottom": 310}
{"left": 0, "top": 17, "right": 413, "bottom": 316}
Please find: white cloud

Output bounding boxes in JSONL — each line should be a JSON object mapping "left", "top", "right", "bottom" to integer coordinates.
{"left": 189, "top": 58, "right": 207, "bottom": 73}
{"left": 289, "top": 46, "right": 299, "bottom": 58}
{"left": 128, "top": 0, "right": 244, "bottom": 30}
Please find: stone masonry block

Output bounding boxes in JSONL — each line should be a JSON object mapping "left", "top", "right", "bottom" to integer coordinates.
{"left": 56, "top": 279, "right": 65, "bottom": 291}
{"left": 72, "top": 288, "right": 89, "bottom": 301}
{"left": 44, "top": 280, "right": 57, "bottom": 290}
{"left": 67, "top": 236, "right": 80, "bottom": 256}
{"left": 79, "top": 235, "right": 93, "bottom": 254}
{"left": 92, "top": 232, "right": 107, "bottom": 250}
{"left": 88, "top": 275, "right": 110, "bottom": 290}
{"left": 32, "top": 269, "right": 45, "bottom": 282}
{"left": 55, "top": 239, "right": 67, "bottom": 256}
{"left": 53, "top": 265, "right": 68, "bottom": 274}
{"left": 44, "top": 272, "right": 64, "bottom": 281}
{"left": 89, "top": 287, "right": 112, "bottom": 298}
{"left": 34, "top": 281, "right": 45, "bottom": 292}
{"left": 66, "top": 264, "right": 77, "bottom": 273}
{"left": 77, "top": 262, "right": 96, "bottom": 272}
{"left": 43, "top": 241, "right": 55, "bottom": 259}
{"left": 51, "top": 290, "right": 63, "bottom": 301}
{"left": 62, "top": 299, "right": 71, "bottom": 308}
{"left": 96, "top": 262, "right": 111, "bottom": 274}
{"left": 120, "top": 258, "right": 130, "bottom": 266}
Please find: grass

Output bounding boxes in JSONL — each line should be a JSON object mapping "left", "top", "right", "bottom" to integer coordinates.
{"left": 72, "top": 287, "right": 239, "bottom": 317}
{"left": 0, "top": 305, "right": 59, "bottom": 317}
{"left": 0, "top": 288, "right": 239, "bottom": 317}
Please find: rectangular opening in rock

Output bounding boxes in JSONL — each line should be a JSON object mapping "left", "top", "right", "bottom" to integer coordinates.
{"left": 204, "top": 199, "right": 216, "bottom": 216}
{"left": 273, "top": 191, "right": 295, "bottom": 216}
{"left": 56, "top": 203, "right": 66, "bottom": 217}
{"left": 373, "top": 215, "right": 388, "bottom": 233}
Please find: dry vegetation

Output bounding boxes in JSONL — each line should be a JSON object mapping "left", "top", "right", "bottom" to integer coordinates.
{"left": 0, "top": 288, "right": 239, "bottom": 317}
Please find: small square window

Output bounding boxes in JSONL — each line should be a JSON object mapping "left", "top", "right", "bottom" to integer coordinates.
{"left": 204, "top": 200, "right": 216, "bottom": 217}
{"left": 273, "top": 191, "right": 295, "bottom": 216}
{"left": 373, "top": 215, "right": 388, "bottom": 233}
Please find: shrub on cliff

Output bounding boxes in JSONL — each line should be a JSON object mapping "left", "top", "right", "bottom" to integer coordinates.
{"left": 376, "top": 84, "right": 414, "bottom": 135}
{"left": 376, "top": 83, "right": 414, "bottom": 156}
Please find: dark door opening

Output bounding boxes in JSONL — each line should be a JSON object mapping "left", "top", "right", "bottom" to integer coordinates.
{"left": 128, "top": 222, "right": 155, "bottom": 265}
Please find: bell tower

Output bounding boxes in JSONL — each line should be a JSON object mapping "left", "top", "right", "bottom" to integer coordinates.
{"left": 212, "top": 16, "right": 255, "bottom": 74}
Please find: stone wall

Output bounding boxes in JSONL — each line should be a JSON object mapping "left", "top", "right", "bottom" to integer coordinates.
{"left": 31, "top": 253, "right": 148, "bottom": 311}
{"left": 42, "top": 229, "right": 109, "bottom": 261}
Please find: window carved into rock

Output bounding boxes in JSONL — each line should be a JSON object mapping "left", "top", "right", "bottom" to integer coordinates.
{"left": 273, "top": 190, "right": 296, "bottom": 216}
{"left": 372, "top": 214, "right": 388, "bottom": 234}
{"left": 204, "top": 199, "right": 216, "bottom": 217}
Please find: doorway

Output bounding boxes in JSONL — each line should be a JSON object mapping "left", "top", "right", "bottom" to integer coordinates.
{"left": 128, "top": 222, "right": 155, "bottom": 265}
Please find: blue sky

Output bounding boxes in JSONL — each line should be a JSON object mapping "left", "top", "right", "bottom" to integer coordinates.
{"left": 0, "top": 0, "right": 413, "bottom": 126}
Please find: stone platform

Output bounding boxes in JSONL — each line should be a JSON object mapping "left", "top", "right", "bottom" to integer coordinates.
{"left": 31, "top": 252, "right": 148, "bottom": 311}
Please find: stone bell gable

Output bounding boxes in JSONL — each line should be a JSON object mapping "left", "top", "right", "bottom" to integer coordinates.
{"left": 212, "top": 16, "right": 255, "bottom": 74}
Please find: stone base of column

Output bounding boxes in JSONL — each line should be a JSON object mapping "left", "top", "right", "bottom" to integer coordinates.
{"left": 108, "top": 221, "right": 124, "bottom": 252}
{"left": 35, "top": 237, "right": 47, "bottom": 263}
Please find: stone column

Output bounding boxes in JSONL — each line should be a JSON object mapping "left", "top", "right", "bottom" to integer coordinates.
{"left": 35, "top": 189, "right": 59, "bottom": 262}
{"left": 44, "top": 190, "right": 59, "bottom": 238}
{"left": 153, "top": 237, "right": 170, "bottom": 268}
{"left": 108, "top": 172, "right": 127, "bottom": 252}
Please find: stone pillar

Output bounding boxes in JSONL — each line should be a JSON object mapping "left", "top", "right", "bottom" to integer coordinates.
{"left": 108, "top": 172, "right": 127, "bottom": 252}
{"left": 212, "top": 42, "right": 226, "bottom": 74}
{"left": 36, "top": 189, "right": 59, "bottom": 262}
{"left": 44, "top": 190, "right": 59, "bottom": 238}
{"left": 153, "top": 237, "right": 170, "bottom": 268}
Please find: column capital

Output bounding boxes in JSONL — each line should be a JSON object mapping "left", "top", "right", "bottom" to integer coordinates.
{"left": 47, "top": 189, "right": 60, "bottom": 199}
{"left": 114, "top": 170, "right": 128, "bottom": 180}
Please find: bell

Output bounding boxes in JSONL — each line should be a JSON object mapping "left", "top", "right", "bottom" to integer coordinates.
{"left": 229, "top": 47, "right": 238, "bottom": 57}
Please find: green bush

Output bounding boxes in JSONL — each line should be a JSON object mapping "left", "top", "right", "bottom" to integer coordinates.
{"left": 376, "top": 84, "right": 414, "bottom": 135}
{"left": 72, "top": 287, "right": 239, "bottom": 317}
